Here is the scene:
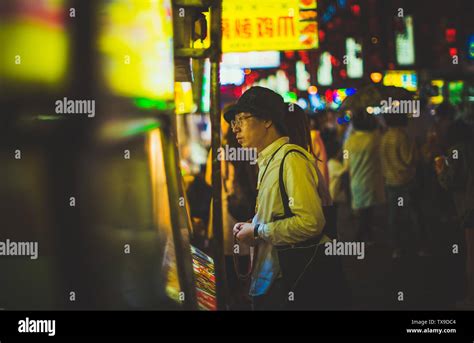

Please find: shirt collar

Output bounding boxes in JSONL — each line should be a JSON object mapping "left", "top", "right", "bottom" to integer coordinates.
{"left": 257, "top": 136, "right": 289, "bottom": 168}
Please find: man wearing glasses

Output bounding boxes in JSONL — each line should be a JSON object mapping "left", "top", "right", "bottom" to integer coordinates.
{"left": 224, "top": 86, "right": 326, "bottom": 310}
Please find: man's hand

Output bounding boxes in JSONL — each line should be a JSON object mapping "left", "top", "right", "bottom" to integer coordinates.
{"left": 233, "top": 222, "right": 256, "bottom": 246}
{"left": 233, "top": 222, "right": 245, "bottom": 240}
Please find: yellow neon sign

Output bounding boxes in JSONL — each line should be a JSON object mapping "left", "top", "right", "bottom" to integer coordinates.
{"left": 222, "top": 0, "right": 318, "bottom": 52}
{"left": 98, "top": 0, "right": 174, "bottom": 102}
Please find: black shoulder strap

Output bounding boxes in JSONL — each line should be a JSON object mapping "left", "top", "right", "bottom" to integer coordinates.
{"left": 278, "top": 149, "right": 308, "bottom": 218}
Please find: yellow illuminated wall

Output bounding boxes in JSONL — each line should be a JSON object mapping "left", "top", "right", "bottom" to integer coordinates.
{"left": 0, "top": 0, "right": 68, "bottom": 86}
{"left": 98, "top": 0, "right": 175, "bottom": 101}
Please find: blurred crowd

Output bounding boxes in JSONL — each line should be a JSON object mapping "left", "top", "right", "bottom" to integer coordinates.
{"left": 185, "top": 86, "right": 474, "bottom": 310}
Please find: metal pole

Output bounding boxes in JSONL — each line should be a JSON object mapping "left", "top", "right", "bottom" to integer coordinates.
{"left": 209, "top": 0, "right": 228, "bottom": 310}
{"left": 161, "top": 114, "right": 199, "bottom": 310}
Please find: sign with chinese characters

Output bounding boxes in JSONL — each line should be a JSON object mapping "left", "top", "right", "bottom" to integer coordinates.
{"left": 222, "top": 0, "right": 318, "bottom": 52}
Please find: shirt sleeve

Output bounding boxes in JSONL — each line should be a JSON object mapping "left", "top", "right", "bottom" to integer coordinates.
{"left": 329, "top": 159, "right": 347, "bottom": 178}
{"left": 259, "top": 152, "right": 326, "bottom": 245}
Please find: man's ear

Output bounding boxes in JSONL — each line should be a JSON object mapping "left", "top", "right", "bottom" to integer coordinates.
{"left": 264, "top": 120, "right": 273, "bottom": 129}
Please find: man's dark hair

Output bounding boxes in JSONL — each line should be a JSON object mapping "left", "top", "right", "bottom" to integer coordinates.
{"left": 352, "top": 108, "right": 377, "bottom": 131}
{"left": 274, "top": 119, "right": 288, "bottom": 136}
{"left": 284, "top": 103, "right": 311, "bottom": 152}
{"left": 384, "top": 113, "right": 408, "bottom": 127}
{"left": 326, "top": 138, "right": 341, "bottom": 160}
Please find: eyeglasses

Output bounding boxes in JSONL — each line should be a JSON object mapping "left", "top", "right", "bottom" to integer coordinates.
{"left": 231, "top": 115, "right": 254, "bottom": 129}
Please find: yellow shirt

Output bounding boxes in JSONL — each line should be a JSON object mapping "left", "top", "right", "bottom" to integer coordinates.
{"left": 328, "top": 158, "right": 348, "bottom": 203}
{"left": 250, "top": 136, "right": 328, "bottom": 296}
{"left": 343, "top": 130, "right": 385, "bottom": 209}
{"left": 380, "top": 127, "right": 417, "bottom": 186}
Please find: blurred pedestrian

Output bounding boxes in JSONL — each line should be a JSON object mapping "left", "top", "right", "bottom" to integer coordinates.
{"left": 285, "top": 104, "right": 334, "bottom": 236}
{"left": 310, "top": 116, "right": 330, "bottom": 189}
{"left": 380, "top": 111, "right": 428, "bottom": 258}
{"left": 343, "top": 108, "right": 385, "bottom": 244}
{"left": 287, "top": 106, "right": 332, "bottom": 208}
{"left": 419, "top": 125, "right": 457, "bottom": 250}
{"left": 433, "top": 103, "right": 456, "bottom": 152}
{"left": 326, "top": 138, "right": 349, "bottom": 238}
{"left": 436, "top": 119, "right": 474, "bottom": 309}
